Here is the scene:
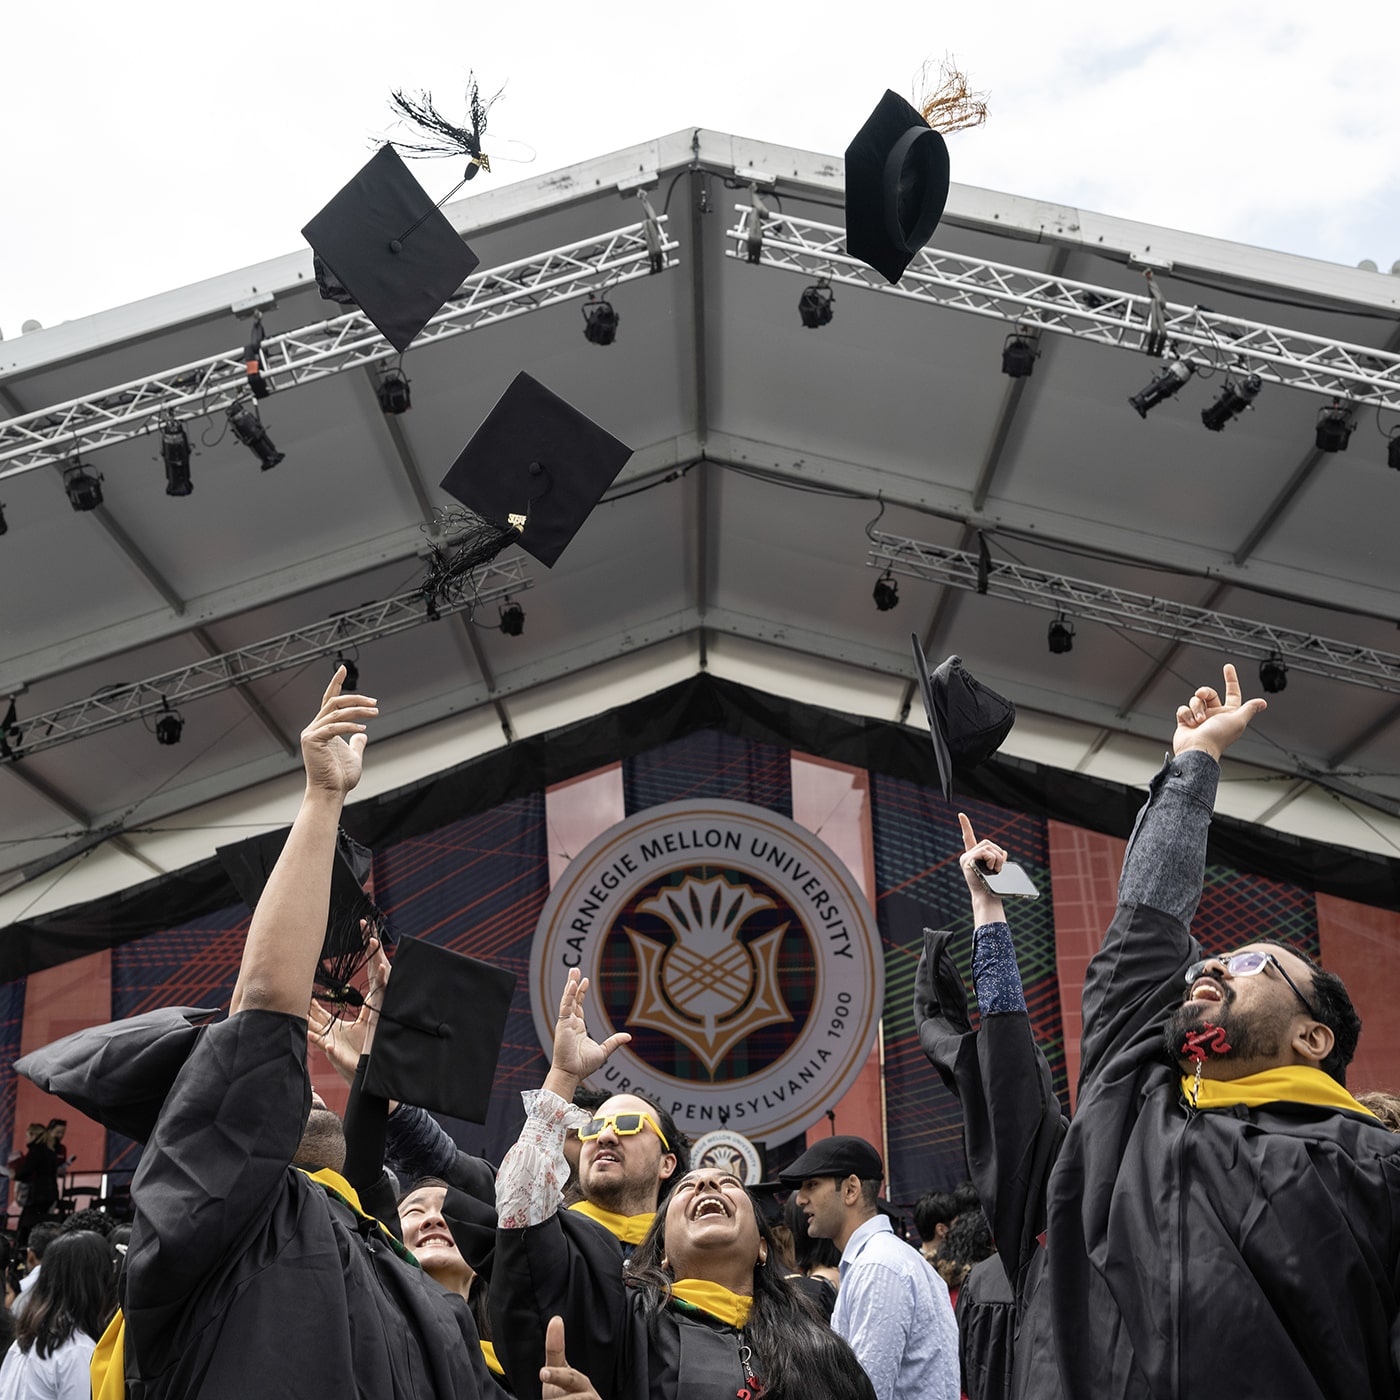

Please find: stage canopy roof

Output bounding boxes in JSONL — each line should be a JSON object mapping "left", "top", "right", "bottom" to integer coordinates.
{"left": 3, "top": 126, "right": 1400, "bottom": 924}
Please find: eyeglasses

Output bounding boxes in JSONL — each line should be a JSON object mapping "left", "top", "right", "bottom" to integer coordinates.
{"left": 577, "top": 1111, "right": 671, "bottom": 1152}
{"left": 1183, "top": 950, "right": 1319, "bottom": 1020}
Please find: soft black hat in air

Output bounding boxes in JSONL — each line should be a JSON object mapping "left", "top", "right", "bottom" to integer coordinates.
{"left": 911, "top": 637, "right": 1016, "bottom": 803}
{"left": 438, "top": 371, "right": 634, "bottom": 569}
{"left": 362, "top": 935, "right": 516, "bottom": 1125}
{"left": 844, "top": 90, "right": 950, "bottom": 285}
{"left": 302, "top": 144, "right": 481, "bottom": 353}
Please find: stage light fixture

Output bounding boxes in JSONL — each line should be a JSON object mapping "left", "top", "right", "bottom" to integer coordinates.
{"left": 499, "top": 601, "right": 525, "bottom": 636}
{"left": 872, "top": 569, "right": 899, "bottom": 612}
{"left": 798, "top": 281, "right": 834, "bottom": 329}
{"left": 159, "top": 417, "right": 193, "bottom": 496}
{"left": 227, "top": 400, "right": 285, "bottom": 470}
{"left": 0, "top": 502, "right": 7, "bottom": 536}
{"left": 154, "top": 700, "right": 185, "bottom": 746}
{"left": 582, "top": 297, "right": 619, "bottom": 346}
{"left": 1259, "top": 654, "right": 1288, "bottom": 694}
{"left": 1048, "top": 615, "right": 1075, "bottom": 654}
{"left": 63, "top": 460, "right": 104, "bottom": 512}
{"left": 1129, "top": 360, "right": 1195, "bottom": 418}
{"left": 336, "top": 655, "right": 360, "bottom": 691}
{"left": 377, "top": 371, "right": 412, "bottom": 415}
{"left": 1200, "top": 373, "right": 1262, "bottom": 432}
{"left": 1388, "top": 434, "right": 1400, "bottom": 471}
{"left": 1001, "top": 333, "right": 1039, "bottom": 378}
{"left": 1314, "top": 400, "right": 1355, "bottom": 453}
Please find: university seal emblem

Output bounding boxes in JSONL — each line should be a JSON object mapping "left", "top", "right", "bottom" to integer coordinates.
{"left": 531, "top": 800, "right": 883, "bottom": 1143}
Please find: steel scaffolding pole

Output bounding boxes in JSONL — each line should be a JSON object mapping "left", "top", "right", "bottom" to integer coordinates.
{"left": 0, "top": 556, "right": 532, "bottom": 759}
{"left": 728, "top": 206, "right": 1400, "bottom": 409}
{"left": 867, "top": 529, "right": 1400, "bottom": 693}
{"left": 0, "top": 217, "right": 678, "bottom": 477}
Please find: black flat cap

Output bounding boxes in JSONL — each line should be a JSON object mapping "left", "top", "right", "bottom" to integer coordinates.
{"left": 438, "top": 371, "right": 633, "bottom": 568}
{"left": 217, "top": 826, "right": 386, "bottom": 997}
{"left": 302, "top": 144, "right": 481, "bottom": 353}
{"left": 911, "top": 637, "right": 1016, "bottom": 803}
{"left": 845, "top": 90, "right": 950, "bottom": 285}
{"left": 779, "top": 1134, "right": 885, "bottom": 1185}
{"left": 362, "top": 935, "right": 516, "bottom": 1125}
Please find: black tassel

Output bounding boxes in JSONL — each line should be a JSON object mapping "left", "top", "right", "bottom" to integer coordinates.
{"left": 388, "top": 73, "right": 502, "bottom": 179}
{"left": 420, "top": 506, "right": 517, "bottom": 606}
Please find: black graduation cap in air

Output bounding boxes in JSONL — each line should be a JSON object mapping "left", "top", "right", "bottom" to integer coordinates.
{"left": 910, "top": 636, "right": 1016, "bottom": 803}
{"left": 217, "top": 826, "right": 388, "bottom": 1001}
{"left": 302, "top": 144, "right": 481, "bottom": 353}
{"left": 362, "top": 935, "right": 516, "bottom": 1125}
{"left": 845, "top": 90, "right": 950, "bottom": 285}
{"left": 438, "top": 371, "right": 634, "bottom": 569}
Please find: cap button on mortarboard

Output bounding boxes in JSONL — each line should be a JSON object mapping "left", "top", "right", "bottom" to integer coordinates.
{"left": 389, "top": 239, "right": 403, "bottom": 254}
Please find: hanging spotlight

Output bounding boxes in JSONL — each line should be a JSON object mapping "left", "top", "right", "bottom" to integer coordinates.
{"left": 798, "top": 281, "right": 835, "bottom": 329}
{"left": 376, "top": 370, "right": 412, "bottom": 415}
{"left": 159, "top": 417, "right": 194, "bottom": 496}
{"left": 1314, "top": 399, "right": 1355, "bottom": 453}
{"left": 1388, "top": 433, "right": 1400, "bottom": 471}
{"left": 1259, "top": 654, "right": 1288, "bottom": 694}
{"left": 227, "top": 400, "right": 285, "bottom": 470}
{"left": 1200, "top": 373, "right": 1262, "bottom": 432}
{"left": 63, "top": 460, "right": 104, "bottom": 512}
{"left": 1129, "top": 359, "right": 1195, "bottom": 418}
{"left": 336, "top": 654, "right": 360, "bottom": 691}
{"left": 499, "top": 601, "right": 525, "bottom": 636}
{"left": 582, "top": 297, "right": 619, "bottom": 346}
{"left": 1001, "top": 333, "right": 1040, "bottom": 378}
{"left": 0, "top": 501, "right": 7, "bottom": 536}
{"left": 1048, "top": 615, "right": 1075, "bottom": 654}
{"left": 154, "top": 699, "right": 185, "bottom": 746}
{"left": 872, "top": 569, "right": 899, "bottom": 612}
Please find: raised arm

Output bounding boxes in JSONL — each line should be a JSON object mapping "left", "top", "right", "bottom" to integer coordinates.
{"left": 230, "top": 668, "right": 377, "bottom": 1016}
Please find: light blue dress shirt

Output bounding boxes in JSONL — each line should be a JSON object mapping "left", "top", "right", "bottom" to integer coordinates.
{"left": 832, "top": 1214, "right": 959, "bottom": 1400}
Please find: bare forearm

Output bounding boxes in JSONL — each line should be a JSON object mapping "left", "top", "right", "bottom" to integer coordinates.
{"left": 231, "top": 787, "right": 344, "bottom": 1017}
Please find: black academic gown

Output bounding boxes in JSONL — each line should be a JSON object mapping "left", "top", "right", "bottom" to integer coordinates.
{"left": 1016, "top": 759, "right": 1400, "bottom": 1400}
{"left": 124, "top": 1009, "right": 505, "bottom": 1400}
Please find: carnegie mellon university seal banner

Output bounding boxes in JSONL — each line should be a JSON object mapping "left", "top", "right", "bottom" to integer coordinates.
{"left": 531, "top": 800, "right": 884, "bottom": 1142}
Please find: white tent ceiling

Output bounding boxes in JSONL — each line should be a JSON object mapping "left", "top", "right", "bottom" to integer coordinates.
{"left": 3, "top": 127, "right": 1400, "bottom": 925}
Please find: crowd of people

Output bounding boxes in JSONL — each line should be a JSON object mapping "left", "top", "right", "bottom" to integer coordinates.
{"left": 8, "top": 661, "right": 1400, "bottom": 1399}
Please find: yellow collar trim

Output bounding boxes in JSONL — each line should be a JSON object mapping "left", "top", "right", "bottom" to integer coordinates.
{"left": 670, "top": 1279, "right": 753, "bottom": 1328}
{"left": 568, "top": 1200, "right": 655, "bottom": 1244}
{"left": 481, "top": 1340, "right": 504, "bottom": 1377}
{"left": 300, "top": 1166, "right": 366, "bottom": 1214}
{"left": 1182, "top": 1065, "right": 1377, "bottom": 1117}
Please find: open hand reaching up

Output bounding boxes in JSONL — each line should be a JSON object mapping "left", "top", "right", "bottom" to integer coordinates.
{"left": 549, "top": 968, "right": 631, "bottom": 1087}
{"left": 301, "top": 666, "right": 378, "bottom": 799}
{"left": 1172, "top": 663, "right": 1267, "bottom": 762}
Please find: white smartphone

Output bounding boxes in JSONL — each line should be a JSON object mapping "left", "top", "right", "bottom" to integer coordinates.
{"left": 973, "top": 859, "right": 1041, "bottom": 900}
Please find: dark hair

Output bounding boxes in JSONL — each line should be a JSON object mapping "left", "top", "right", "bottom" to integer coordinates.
{"left": 934, "top": 1206, "right": 995, "bottom": 1290}
{"left": 783, "top": 1194, "right": 840, "bottom": 1275}
{"left": 397, "top": 1175, "right": 451, "bottom": 1208}
{"left": 26, "top": 1222, "right": 62, "bottom": 1263}
{"left": 61, "top": 1208, "right": 115, "bottom": 1240}
{"left": 1259, "top": 940, "right": 1361, "bottom": 1084}
{"left": 572, "top": 1085, "right": 611, "bottom": 1115}
{"left": 630, "top": 1187, "right": 872, "bottom": 1400}
{"left": 912, "top": 1190, "right": 961, "bottom": 1243}
{"left": 15, "top": 1231, "right": 116, "bottom": 1359}
{"left": 952, "top": 1180, "right": 982, "bottom": 1215}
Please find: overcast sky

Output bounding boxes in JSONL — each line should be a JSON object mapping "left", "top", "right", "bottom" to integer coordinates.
{"left": 3, "top": 1, "right": 1398, "bottom": 337}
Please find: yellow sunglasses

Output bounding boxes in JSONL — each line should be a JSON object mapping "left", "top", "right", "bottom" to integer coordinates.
{"left": 577, "top": 1111, "right": 671, "bottom": 1152}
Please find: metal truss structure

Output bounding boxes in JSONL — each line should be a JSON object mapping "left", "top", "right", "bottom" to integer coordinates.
{"left": 867, "top": 529, "right": 1400, "bottom": 693}
{"left": 0, "top": 218, "right": 677, "bottom": 477}
{"left": 729, "top": 206, "right": 1400, "bottom": 410}
{"left": 0, "top": 557, "right": 532, "bottom": 759}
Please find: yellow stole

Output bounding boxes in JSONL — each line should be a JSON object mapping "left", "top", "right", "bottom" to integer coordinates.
{"left": 568, "top": 1199, "right": 655, "bottom": 1244}
{"left": 669, "top": 1279, "right": 753, "bottom": 1328}
{"left": 1182, "top": 1065, "right": 1377, "bottom": 1117}
{"left": 481, "top": 1340, "right": 504, "bottom": 1376}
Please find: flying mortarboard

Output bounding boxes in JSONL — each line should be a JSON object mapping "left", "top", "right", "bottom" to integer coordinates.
{"left": 434, "top": 371, "right": 633, "bottom": 574}
{"left": 301, "top": 144, "right": 481, "bottom": 354}
{"left": 217, "top": 826, "right": 388, "bottom": 1001}
{"left": 910, "top": 636, "right": 1016, "bottom": 803}
{"left": 362, "top": 935, "right": 516, "bottom": 1125}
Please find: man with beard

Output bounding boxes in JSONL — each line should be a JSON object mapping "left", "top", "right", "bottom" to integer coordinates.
{"left": 981, "top": 665, "right": 1399, "bottom": 1400}
{"left": 120, "top": 671, "right": 506, "bottom": 1400}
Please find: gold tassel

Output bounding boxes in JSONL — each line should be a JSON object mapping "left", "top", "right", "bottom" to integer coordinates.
{"left": 916, "top": 58, "right": 990, "bottom": 135}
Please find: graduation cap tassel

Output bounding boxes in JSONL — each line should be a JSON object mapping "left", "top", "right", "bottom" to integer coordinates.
{"left": 388, "top": 74, "right": 502, "bottom": 180}
{"left": 420, "top": 507, "right": 518, "bottom": 606}
{"left": 915, "top": 58, "right": 989, "bottom": 134}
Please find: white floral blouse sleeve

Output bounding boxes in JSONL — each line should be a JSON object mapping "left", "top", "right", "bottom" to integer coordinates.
{"left": 496, "top": 1088, "right": 590, "bottom": 1228}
